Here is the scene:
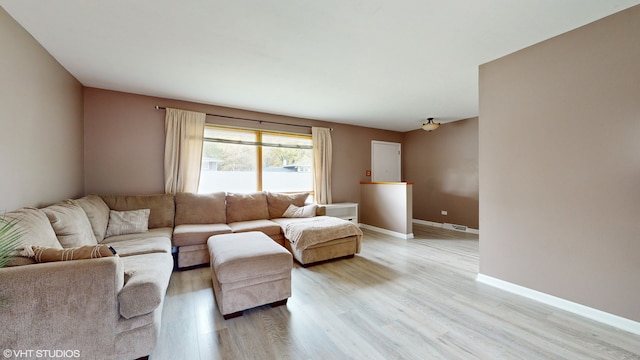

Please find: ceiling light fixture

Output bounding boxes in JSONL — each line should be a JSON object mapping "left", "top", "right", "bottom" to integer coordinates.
{"left": 422, "top": 117, "right": 440, "bottom": 132}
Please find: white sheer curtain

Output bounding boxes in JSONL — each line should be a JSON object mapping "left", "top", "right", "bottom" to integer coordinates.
{"left": 312, "top": 127, "right": 332, "bottom": 204}
{"left": 164, "top": 108, "right": 206, "bottom": 194}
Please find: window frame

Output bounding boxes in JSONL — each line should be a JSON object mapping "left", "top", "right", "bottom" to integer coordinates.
{"left": 201, "top": 125, "right": 313, "bottom": 194}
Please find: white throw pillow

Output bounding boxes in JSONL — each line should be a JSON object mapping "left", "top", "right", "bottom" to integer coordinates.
{"left": 282, "top": 204, "right": 317, "bottom": 218}
{"left": 105, "top": 209, "right": 150, "bottom": 238}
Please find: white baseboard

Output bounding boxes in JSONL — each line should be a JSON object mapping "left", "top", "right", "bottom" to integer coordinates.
{"left": 476, "top": 274, "right": 640, "bottom": 336}
{"left": 359, "top": 224, "right": 414, "bottom": 239}
{"left": 412, "top": 219, "right": 442, "bottom": 228}
{"left": 413, "top": 219, "right": 479, "bottom": 235}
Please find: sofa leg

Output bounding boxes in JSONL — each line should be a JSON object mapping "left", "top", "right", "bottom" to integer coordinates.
{"left": 270, "top": 298, "right": 288, "bottom": 308}
{"left": 136, "top": 356, "right": 149, "bottom": 360}
{"left": 223, "top": 311, "right": 244, "bottom": 320}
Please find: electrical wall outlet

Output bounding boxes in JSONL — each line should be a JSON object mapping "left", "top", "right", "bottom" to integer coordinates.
{"left": 441, "top": 210, "right": 448, "bottom": 215}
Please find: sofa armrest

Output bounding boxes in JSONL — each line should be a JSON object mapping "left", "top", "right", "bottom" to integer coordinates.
{"left": 0, "top": 257, "right": 125, "bottom": 355}
{"left": 118, "top": 253, "right": 173, "bottom": 319}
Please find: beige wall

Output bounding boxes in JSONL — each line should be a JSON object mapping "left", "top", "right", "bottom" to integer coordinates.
{"left": 84, "top": 87, "right": 483, "bottom": 229}
{"left": 331, "top": 125, "right": 403, "bottom": 202}
{"left": 360, "top": 183, "right": 413, "bottom": 235}
{"left": 479, "top": 5, "right": 640, "bottom": 321}
{"left": 0, "top": 7, "right": 84, "bottom": 211}
{"left": 403, "top": 117, "right": 479, "bottom": 229}
{"left": 84, "top": 88, "right": 402, "bottom": 203}
{"left": 83, "top": 88, "right": 165, "bottom": 195}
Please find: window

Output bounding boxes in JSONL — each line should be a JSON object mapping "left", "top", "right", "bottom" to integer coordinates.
{"left": 198, "top": 126, "right": 312, "bottom": 194}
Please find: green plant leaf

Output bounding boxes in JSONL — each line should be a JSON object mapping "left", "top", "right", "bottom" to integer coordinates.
{"left": 0, "top": 214, "right": 23, "bottom": 309}
{"left": 0, "top": 215, "right": 23, "bottom": 268}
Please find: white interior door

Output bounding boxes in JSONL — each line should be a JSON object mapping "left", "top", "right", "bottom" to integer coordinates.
{"left": 371, "top": 140, "right": 401, "bottom": 182}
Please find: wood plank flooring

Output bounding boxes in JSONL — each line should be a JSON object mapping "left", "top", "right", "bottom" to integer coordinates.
{"left": 151, "top": 224, "right": 640, "bottom": 359}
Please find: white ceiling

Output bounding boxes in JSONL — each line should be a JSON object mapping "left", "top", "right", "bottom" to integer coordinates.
{"left": 2, "top": 0, "right": 639, "bottom": 132}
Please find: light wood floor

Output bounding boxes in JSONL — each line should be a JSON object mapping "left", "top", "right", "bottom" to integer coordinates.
{"left": 151, "top": 225, "right": 640, "bottom": 360}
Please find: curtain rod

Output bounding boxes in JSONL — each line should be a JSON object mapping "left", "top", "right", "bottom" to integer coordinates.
{"left": 155, "top": 106, "right": 332, "bottom": 131}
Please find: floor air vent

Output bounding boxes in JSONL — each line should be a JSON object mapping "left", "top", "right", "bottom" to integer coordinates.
{"left": 444, "top": 223, "right": 468, "bottom": 232}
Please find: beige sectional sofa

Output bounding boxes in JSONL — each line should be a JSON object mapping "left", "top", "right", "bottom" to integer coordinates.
{"left": 173, "top": 191, "right": 362, "bottom": 268}
{"left": 0, "top": 194, "right": 175, "bottom": 360}
{"left": 0, "top": 191, "right": 361, "bottom": 359}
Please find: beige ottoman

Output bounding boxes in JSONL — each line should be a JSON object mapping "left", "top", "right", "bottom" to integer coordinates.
{"left": 207, "top": 231, "right": 293, "bottom": 319}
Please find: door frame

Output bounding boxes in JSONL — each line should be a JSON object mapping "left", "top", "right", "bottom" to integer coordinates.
{"left": 371, "top": 140, "right": 401, "bottom": 182}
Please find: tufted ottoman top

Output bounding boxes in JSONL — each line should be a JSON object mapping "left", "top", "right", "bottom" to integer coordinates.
{"left": 207, "top": 231, "right": 292, "bottom": 284}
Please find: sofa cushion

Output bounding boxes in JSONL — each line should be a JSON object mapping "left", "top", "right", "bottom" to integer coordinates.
{"left": 41, "top": 200, "right": 97, "bottom": 248}
{"left": 118, "top": 253, "right": 173, "bottom": 319}
{"left": 104, "top": 237, "right": 171, "bottom": 257}
{"left": 316, "top": 206, "right": 327, "bottom": 216}
{"left": 2, "top": 208, "right": 60, "bottom": 266}
{"left": 227, "top": 219, "right": 282, "bottom": 237}
{"left": 76, "top": 194, "right": 110, "bottom": 242}
{"left": 22, "top": 244, "right": 115, "bottom": 262}
{"left": 175, "top": 192, "right": 226, "bottom": 225}
{"left": 173, "top": 223, "right": 232, "bottom": 247}
{"left": 266, "top": 192, "right": 309, "bottom": 219}
{"left": 101, "top": 194, "right": 175, "bottom": 229}
{"left": 101, "top": 227, "right": 173, "bottom": 244}
{"left": 225, "top": 192, "right": 269, "bottom": 223}
{"left": 105, "top": 209, "right": 150, "bottom": 238}
{"left": 282, "top": 204, "right": 318, "bottom": 218}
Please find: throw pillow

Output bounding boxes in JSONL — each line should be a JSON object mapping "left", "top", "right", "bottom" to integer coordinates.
{"left": 21, "top": 244, "right": 116, "bottom": 263}
{"left": 105, "top": 209, "right": 150, "bottom": 238}
{"left": 41, "top": 200, "right": 98, "bottom": 248}
{"left": 282, "top": 204, "right": 318, "bottom": 218}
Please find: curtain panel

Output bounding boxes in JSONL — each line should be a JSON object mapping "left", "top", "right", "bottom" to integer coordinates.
{"left": 164, "top": 108, "right": 206, "bottom": 194}
{"left": 312, "top": 127, "right": 332, "bottom": 204}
